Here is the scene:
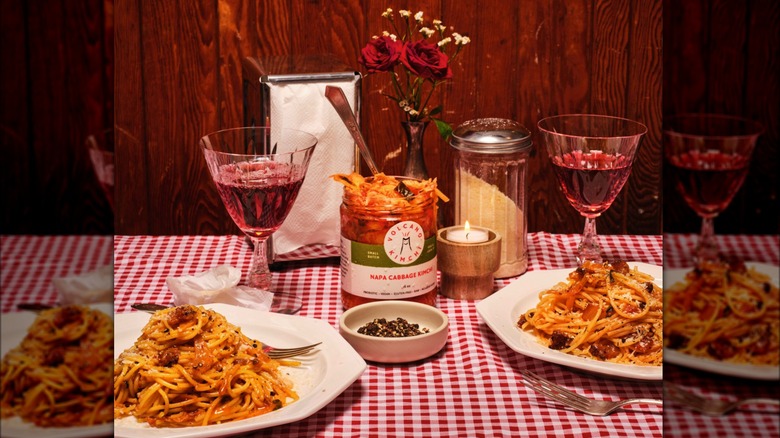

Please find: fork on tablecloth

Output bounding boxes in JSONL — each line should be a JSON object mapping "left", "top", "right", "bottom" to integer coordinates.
{"left": 520, "top": 370, "right": 662, "bottom": 416}
{"left": 665, "top": 382, "right": 780, "bottom": 416}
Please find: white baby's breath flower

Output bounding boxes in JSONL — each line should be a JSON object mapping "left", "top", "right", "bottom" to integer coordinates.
{"left": 414, "top": 11, "right": 424, "bottom": 22}
{"left": 382, "top": 8, "right": 393, "bottom": 18}
{"left": 381, "top": 31, "right": 398, "bottom": 41}
{"left": 453, "top": 33, "right": 471, "bottom": 46}
{"left": 433, "top": 19, "right": 442, "bottom": 26}
{"left": 436, "top": 24, "right": 447, "bottom": 32}
{"left": 438, "top": 37, "right": 452, "bottom": 47}
{"left": 409, "top": 109, "right": 420, "bottom": 117}
{"left": 399, "top": 100, "right": 409, "bottom": 108}
{"left": 419, "top": 27, "right": 435, "bottom": 38}
{"left": 399, "top": 10, "right": 411, "bottom": 18}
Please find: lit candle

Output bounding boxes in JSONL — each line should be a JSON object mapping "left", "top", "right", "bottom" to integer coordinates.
{"left": 446, "top": 221, "right": 489, "bottom": 243}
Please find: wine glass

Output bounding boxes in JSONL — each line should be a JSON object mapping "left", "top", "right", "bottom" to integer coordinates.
{"left": 663, "top": 114, "right": 762, "bottom": 265}
{"left": 86, "top": 128, "right": 115, "bottom": 209}
{"left": 201, "top": 127, "right": 317, "bottom": 313}
{"left": 538, "top": 114, "right": 647, "bottom": 264}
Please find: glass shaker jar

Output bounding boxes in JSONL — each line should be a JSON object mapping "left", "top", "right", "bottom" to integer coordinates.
{"left": 450, "top": 118, "right": 533, "bottom": 278}
{"left": 338, "top": 174, "right": 439, "bottom": 309}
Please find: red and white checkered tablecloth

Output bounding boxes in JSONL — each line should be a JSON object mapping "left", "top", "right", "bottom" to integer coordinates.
{"left": 663, "top": 233, "right": 779, "bottom": 438}
{"left": 3, "top": 233, "right": 777, "bottom": 437}
{"left": 663, "top": 233, "right": 779, "bottom": 269}
{"left": 0, "top": 235, "right": 113, "bottom": 313}
{"left": 111, "top": 232, "right": 664, "bottom": 437}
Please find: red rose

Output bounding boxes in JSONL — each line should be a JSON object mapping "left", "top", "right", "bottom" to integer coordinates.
{"left": 400, "top": 40, "right": 452, "bottom": 81}
{"left": 359, "top": 36, "right": 403, "bottom": 72}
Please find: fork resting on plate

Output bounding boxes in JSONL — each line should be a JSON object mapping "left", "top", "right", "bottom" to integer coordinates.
{"left": 262, "top": 342, "right": 321, "bottom": 359}
{"left": 129, "top": 303, "right": 320, "bottom": 359}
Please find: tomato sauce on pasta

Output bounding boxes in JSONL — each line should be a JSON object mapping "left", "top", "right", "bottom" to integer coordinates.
{"left": 113, "top": 305, "right": 298, "bottom": 427}
{"left": 517, "top": 261, "right": 663, "bottom": 366}
{"left": 1, "top": 305, "right": 113, "bottom": 427}
{"left": 664, "top": 260, "right": 779, "bottom": 366}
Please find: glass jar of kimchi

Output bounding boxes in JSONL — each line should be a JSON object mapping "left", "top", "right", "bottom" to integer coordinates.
{"left": 335, "top": 173, "right": 439, "bottom": 309}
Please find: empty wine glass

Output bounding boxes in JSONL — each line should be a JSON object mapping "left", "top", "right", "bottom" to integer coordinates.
{"left": 201, "top": 127, "right": 317, "bottom": 313}
{"left": 538, "top": 114, "right": 647, "bottom": 264}
{"left": 664, "top": 114, "right": 762, "bottom": 265}
{"left": 86, "top": 128, "right": 115, "bottom": 209}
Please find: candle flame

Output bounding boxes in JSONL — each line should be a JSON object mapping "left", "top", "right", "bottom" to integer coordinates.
{"left": 464, "top": 220, "right": 471, "bottom": 232}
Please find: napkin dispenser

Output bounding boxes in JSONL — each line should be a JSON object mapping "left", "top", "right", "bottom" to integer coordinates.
{"left": 242, "top": 55, "right": 361, "bottom": 262}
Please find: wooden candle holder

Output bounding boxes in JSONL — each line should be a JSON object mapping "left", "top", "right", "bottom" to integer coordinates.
{"left": 436, "top": 226, "right": 502, "bottom": 300}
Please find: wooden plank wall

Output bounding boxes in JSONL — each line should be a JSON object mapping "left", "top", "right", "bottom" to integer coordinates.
{"left": 1, "top": 0, "right": 114, "bottom": 235}
{"left": 664, "top": 0, "right": 779, "bottom": 235}
{"left": 4, "top": 1, "right": 775, "bottom": 237}
{"left": 112, "top": 0, "right": 663, "bottom": 237}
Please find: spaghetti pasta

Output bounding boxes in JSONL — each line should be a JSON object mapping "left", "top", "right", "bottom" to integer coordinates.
{"left": 664, "top": 260, "right": 779, "bottom": 366}
{"left": 517, "top": 261, "right": 663, "bottom": 366}
{"left": 0, "top": 305, "right": 113, "bottom": 427}
{"left": 113, "top": 305, "right": 298, "bottom": 427}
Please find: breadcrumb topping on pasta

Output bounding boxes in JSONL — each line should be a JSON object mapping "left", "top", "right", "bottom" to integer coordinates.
{"left": 517, "top": 261, "right": 663, "bottom": 366}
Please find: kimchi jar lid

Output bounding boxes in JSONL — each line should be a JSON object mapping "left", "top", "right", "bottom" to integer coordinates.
{"left": 450, "top": 118, "right": 532, "bottom": 154}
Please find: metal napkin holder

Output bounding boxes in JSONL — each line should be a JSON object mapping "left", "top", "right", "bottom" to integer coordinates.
{"left": 242, "top": 55, "right": 361, "bottom": 263}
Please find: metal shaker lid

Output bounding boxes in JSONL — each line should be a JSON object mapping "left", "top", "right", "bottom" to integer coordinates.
{"left": 450, "top": 118, "right": 533, "bottom": 153}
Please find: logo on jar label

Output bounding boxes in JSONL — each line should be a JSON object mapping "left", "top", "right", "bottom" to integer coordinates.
{"left": 383, "top": 221, "right": 425, "bottom": 265}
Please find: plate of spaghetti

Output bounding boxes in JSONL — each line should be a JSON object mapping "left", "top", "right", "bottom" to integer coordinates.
{"left": 477, "top": 261, "right": 663, "bottom": 380}
{"left": 664, "top": 261, "right": 779, "bottom": 380}
{"left": 113, "top": 303, "right": 365, "bottom": 438}
{"left": 0, "top": 303, "right": 114, "bottom": 438}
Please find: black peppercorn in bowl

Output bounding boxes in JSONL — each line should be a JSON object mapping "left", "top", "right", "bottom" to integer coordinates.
{"left": 339, "top": 301, "right": 449, "bottom": 363}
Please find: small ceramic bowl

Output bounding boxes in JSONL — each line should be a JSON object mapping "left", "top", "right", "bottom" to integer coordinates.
{"left": 339, "top": 301, "right": 449, "bottom": 363}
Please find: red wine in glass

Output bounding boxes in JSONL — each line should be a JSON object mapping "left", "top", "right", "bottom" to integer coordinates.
{"left": 664, "top": 114, "right": 762, "bottom": 265}
{"left": 667, "top": 151, "right": 749, "bottom": 218}
{"left": 201, "top": 127, "right": 317, "bottom": 314}
{"left": 214, "top": 161, "right": 306, "bottom": 238}
{"left": 551, "top": 151, "right": 633, "bottom": 216}
{"left": 538, "top": 114, "right": 646, "bottom": 265}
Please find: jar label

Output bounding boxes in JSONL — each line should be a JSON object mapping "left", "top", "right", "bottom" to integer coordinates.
{"left": 340, "top": 222, "right": 437, "bottom": 299}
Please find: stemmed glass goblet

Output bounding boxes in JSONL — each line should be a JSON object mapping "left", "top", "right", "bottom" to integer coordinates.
{"left": 538, "top": 114, "right": 647, "bottom": 265}
{"left": 663, "top": 114, "right": 762, "bottom": 265}
{"left": 201, "top": 127, "right": 317, "bottom": 313}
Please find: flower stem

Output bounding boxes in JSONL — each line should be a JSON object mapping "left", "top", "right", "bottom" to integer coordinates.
{"left": 419, "top": 82, "right": 439, "bottom": 118}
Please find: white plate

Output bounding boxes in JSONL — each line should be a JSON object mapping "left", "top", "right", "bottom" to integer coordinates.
{"left": 477, "top": 263, "right": 663, "bottom": 381}
{"left": 0, "top": 303, "right": 114, "bottom": 438}
{"left": 113, "top": 303, "right": 366, "bottom": 438}
{"left": 664, "top": 262, "right": 780, "bottom": 381}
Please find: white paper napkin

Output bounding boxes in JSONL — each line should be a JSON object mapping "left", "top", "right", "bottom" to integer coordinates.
{"left": 53, "top": 264, "right": 113, "bottom": 305}
{"left": 269, "top": 79, "right": 357, "bottom": 257}
{"left": 166, "top": 265, "right": 273, "bottom": 311}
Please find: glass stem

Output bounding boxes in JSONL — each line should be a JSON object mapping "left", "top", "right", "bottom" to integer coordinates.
{"left": 695, "top": 216, "right": 719, "bottom": 265}
{"left": 247, "top": 237, "right": 273, "bottom": 290}
{"left": 578, "top": 216, "right": 602, "bottom": 264}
